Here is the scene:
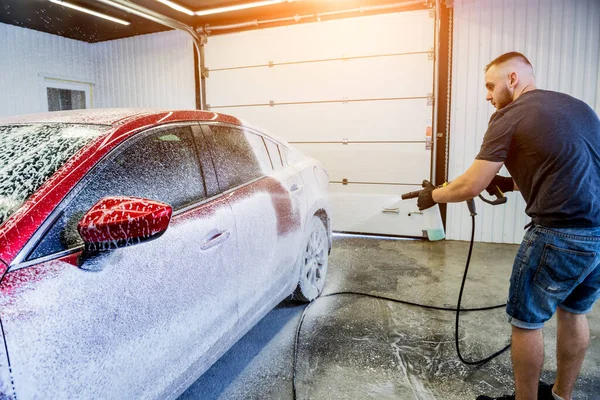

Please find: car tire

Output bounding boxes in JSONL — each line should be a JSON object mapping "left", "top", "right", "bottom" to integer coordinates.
{"left": 293, "top": 216, "right": 329, "bottom": 302}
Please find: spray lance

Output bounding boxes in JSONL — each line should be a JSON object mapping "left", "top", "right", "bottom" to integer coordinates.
{"left": 401, "top": 180, "right": 507, "bottom": 214}
{"left": 401, "top": 180, "right": 511, "bottom": 365}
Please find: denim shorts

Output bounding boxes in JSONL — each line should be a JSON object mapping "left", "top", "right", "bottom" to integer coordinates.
{"left": 506, "top": 224, "right": 600, "bottom": 329}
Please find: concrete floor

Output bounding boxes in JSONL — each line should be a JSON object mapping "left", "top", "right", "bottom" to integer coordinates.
{"left": 179, "top": 235, "right": 600, "bottom": 399}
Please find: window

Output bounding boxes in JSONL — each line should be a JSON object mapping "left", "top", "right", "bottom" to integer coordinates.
{"left": 246, "top": 133, "right": 273, "bottom": 172}
{"left": 28, "top": 126, "right": 205, "bottom": 259}
{"left": 47, "top": 88, "right": 86, "bottom": 111}
{"left": 280, "top": 146, "right": 289, "bottom": 166}
{"left": 43, "top": 78, "right": 92, "bottom": 112}
{"left": 208, "top": 126, "right": 272, "bottom": 192}
{"left": 264, "top": 138, "right": 284, "bottom": 170}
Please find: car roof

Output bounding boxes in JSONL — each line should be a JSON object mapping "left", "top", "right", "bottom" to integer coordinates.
{"left": 0, "top": 108, "right": 231, "bottom": 127}
{"left": 0, "top": 108, "right": 290, "bottom": 145}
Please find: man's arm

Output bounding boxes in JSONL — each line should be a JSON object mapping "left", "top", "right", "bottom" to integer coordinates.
{"left": 432, "top": 159, "right": 504, "bottom": 203}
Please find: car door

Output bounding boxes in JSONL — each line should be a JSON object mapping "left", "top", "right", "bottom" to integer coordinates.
{"left": 0, "top": 124, "right": 240, "bottom": 399}
{"left": 202, "top": 124, "right": 305, "bottom": 321}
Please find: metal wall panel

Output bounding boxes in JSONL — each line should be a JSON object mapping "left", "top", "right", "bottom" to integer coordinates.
{"left": 0, "top": 25, "right": 196, "bottom": 117}
{"left": 0, "top": 23, "right": 95, "bottom": 118}
{"left": 447, "top": 0, "right": 600, "bottom": 243}
{"left": 93, "top": 30, "right": 196, "bottom": 109}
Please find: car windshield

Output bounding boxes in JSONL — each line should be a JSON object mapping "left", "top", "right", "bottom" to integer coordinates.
{"left": 0, "top": 123, "right": 108, "bottom": 227}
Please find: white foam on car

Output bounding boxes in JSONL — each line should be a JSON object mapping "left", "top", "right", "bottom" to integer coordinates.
{"left": 0, "top": 124, "right": 104, "bottom": 226}
{"left": 0, "top": 185, "right": 309, "bottom": 399}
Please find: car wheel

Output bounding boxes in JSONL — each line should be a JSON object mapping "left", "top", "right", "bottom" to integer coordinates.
{"left": 293, "top": 216, "right": 329, "bottom": 302}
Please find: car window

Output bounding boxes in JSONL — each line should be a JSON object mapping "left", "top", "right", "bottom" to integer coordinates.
{"left": 28, "top": 125, "right": 205, "bottom": 260}
{"left": 246, "top": 132, "right": 273, "bottom": 172}
{"left": 208, "top": 126, "right": 272, "bottom": 192}
{"left": 280, "top": 146, "right": 289, "bottom": 166}
{"left": 264, "top": 138, "right": 283, "bottom": 170}
{"left": 285, "top": 146, "right": 304, "bottom": 165}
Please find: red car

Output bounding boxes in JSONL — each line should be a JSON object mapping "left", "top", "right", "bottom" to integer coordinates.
{"left": 0, "top": 109, "right": 331, "bottom": 399}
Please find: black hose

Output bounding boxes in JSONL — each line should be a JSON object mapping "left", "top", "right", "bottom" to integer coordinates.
{"left": 455, "top": 215, "right": 511, "bottom": 365}
{"left": 292, "top": 215, "right": 511, "bottom": 399}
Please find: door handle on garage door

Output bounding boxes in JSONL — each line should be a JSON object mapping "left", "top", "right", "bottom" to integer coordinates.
{"left": 290, "top": 184, "right": 304, "bottom": 194}
{"left": 201, "top": 231, "right": 230, "bottom": 250}
{"left": 382, "top": 208, "right": 400, "bottom": 214}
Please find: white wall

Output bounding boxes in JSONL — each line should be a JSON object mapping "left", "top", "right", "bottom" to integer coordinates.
{"left": 447, "top": 0, "right": 600, "bottom": 243}
{"left": 0, "top": 23, "right": 196, "bottom": 118}
{"left": 0, "top": 23, "right": 96, "bottom": 118}
{"left": 94, "top": 30, "right": 195, "bottom": 109}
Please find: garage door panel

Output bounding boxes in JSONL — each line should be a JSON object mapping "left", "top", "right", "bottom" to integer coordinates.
{"left": 330, "top": 183, "right": 431, "bottom": 236}
{"left": 295, "top": 143, "right": 431, "bottom": 184}
{"left": 205, "top": 10, "right": 434, "bottom": 237}
{"left": 206, "top": 11, "right": 434, "bottom": 69}
{"left": 220, "top": 100, "right": 432, "bottom": 143}
{"left": 207, "top": 54, "right": 433, "bottom": 106}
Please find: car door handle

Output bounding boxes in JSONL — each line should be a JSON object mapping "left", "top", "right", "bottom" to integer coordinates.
{"left": 290, "top": 184, "right": 304, "bottom": 194}
{"left": 201, "top": 231, "right": 230, "bottom": 251}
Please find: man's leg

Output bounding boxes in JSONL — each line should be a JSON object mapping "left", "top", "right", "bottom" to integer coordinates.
{"left": 511, "top": 326, "right": 544, "bottom": 400}
{"left": 553, "top": 307, "right": 590, "bottom": 400}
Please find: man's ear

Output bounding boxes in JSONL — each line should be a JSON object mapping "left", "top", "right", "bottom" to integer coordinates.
{"left": 508, "top": 71, "right": 518, "bottom": 88}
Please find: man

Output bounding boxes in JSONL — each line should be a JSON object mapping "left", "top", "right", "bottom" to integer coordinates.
{"left": 417, "top": 52, "right": 600, "bottom": 400}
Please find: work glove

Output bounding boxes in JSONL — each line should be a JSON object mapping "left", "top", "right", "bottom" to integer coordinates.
{"left": 485, "top": 175, "right": 514, "bottom": 196}
{"left": 417, "top": 180, "right": 438, "bottom": 211}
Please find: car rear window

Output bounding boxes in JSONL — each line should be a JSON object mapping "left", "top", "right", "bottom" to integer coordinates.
{"left": 0, "top": 123, "right": 107, "bottom": 227}
{"left": 208, "top": 126, "right": 272, "bottom": 191}
{"left": 264, "top": 138, "right": 284, "bottom": 170}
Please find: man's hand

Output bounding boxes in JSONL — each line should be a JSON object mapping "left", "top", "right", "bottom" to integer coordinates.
{"left": 485, "top": 175, "right": 514, "bottom": 196}
{"left": 417, "top": 180, "right": 438, "bottom": 211}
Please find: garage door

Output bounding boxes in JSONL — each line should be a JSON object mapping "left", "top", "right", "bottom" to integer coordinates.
{"left": 205, "top": 10, "right": 436, "bottom": 237}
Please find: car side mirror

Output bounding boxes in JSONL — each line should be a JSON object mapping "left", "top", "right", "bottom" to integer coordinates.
{"left": 77, "top": 196, "right": 172, "bottom": 266}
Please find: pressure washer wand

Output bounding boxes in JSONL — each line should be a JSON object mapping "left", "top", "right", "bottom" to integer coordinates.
{"left": 400, "top": 189, "right": 423, "bottom": 200}
{"left": 402, "top": 188, "right": 477, "bottom": 215}
{"left": 401, "top": 181, "right": 507, "bottom": 208}
{"left": 479, "top": 184, "right": 508, "bottom": 206}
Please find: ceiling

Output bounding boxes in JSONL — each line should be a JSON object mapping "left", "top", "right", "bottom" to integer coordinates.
{"left": 0, "top": 0, "right": 428, "bottom": 42}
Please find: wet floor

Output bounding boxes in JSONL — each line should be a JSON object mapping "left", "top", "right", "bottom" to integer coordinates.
{"left": 179, "top": 235, "right": 600, "bottom": 399}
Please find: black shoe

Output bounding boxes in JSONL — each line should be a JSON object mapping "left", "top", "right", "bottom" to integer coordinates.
{"left": 538, "top": 381, "right": 555, "bottom": 400}
{"left": 476, "top": 394, "right": 515, "bottom": 400}
{"left": 476, "top": 381, "right": 554, "bottom": 400}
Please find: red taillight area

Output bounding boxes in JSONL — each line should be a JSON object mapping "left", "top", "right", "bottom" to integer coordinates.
{"left": 77, "top": 197, "right": 172, "bottom": 246}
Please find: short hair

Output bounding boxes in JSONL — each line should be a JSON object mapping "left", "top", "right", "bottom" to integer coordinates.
{"left": 485, "top": 52, "right": 532, "bottom": 72}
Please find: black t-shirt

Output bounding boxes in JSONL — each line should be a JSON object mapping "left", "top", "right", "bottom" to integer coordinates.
{"left": 476, "top": 89, "right": 600, "bottom": 227}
